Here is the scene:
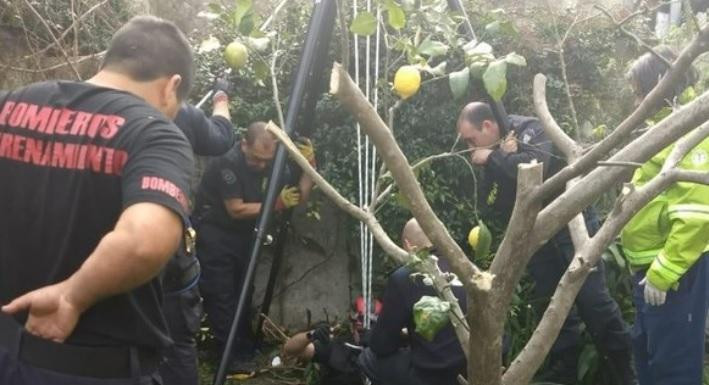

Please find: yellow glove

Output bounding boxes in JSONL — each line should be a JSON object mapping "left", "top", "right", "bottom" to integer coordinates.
{"left": 296, "top": 138, "right": 316, "bottom": 166}
{"left": 275, "top": 186, "right": 301, "bottom": 210}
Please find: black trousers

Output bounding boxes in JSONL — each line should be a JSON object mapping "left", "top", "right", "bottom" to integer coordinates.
{"left": 357, "top": 347, "right": 462, "bottom": 385}
{"left": 159, "top": 285, "right": 202, "bottom": 385}
{"left": 196, "top": 222, "right": 256, "bottom": 359}
{"left": 526, "top": 212, "right": 631, "bottom": 355}
{"left": 0, "top": 346, "right": 159, "bottom": 385}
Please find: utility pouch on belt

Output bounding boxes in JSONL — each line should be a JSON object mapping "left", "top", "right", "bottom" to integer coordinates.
{"left": 162, "top": 225, "right": 201, "bottom": 294}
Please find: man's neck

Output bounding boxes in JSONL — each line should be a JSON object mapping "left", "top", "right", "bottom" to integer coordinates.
{"left": 87, "top": 70, "right": 154, "bottom": 106}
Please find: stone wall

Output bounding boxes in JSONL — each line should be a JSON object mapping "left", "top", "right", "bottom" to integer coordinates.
{"left": 252, "top": 193, "right": 358, "bottom": 330}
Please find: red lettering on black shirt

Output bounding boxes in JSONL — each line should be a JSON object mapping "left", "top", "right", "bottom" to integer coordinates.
{"left": 0, "top": 103, "right": 125, "bottom": 139}
{"left": 141, "top": 176, "right": 189, "bottom": 210}
{"left": 0, "top": 131, "right": 129, "bottom": 175}
{"left": 0, "top": 101, "right": 15, "bottom": 125}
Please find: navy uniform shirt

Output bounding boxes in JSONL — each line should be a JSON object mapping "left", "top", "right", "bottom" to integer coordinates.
{"left": 370, "top": 261, "right": 467, "bottom": 383}
{"left": 480, "top": 115, "right": 564, "bottom": 225}
{"left": 174, "top": 103, "right": 234, "bottom": 156}
{"left": 193, "top": 144, "right": 295, "bottom": 233}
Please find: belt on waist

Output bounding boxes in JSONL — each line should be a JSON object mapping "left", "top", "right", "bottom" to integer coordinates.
{"left": 0, "top": 312, "right": 160, "bottom": 379}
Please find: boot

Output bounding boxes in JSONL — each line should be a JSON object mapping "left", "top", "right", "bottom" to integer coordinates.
{"left": 603, "top": 349, "right": 638, "bottom": 385}
{"left": 535, "top": 347, "right": 579, "bottom": 385}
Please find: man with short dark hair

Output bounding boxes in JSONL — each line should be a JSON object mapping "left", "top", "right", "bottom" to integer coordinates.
{"left": 456, "top": 102, "right": 635, "bottom": 385}
{"left": 194, "top": 121, "right": 315, "bottom": 373}
{"left": 159, "top": 78, "right": 236, "bottom": 385}
{"left": 0, "top": 15, "right": 194, "bottom": 385}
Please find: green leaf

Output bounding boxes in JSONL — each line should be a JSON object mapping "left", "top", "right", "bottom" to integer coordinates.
{"left": 483, "top": 60, "right": 507, "bottom": 101}
{"left": 504, "top": 52, "right": 527, "bottom": 67}
{"left": 422, "top": 61, "right": 447, "bottom": 76}
{"left": 197, "top": 35, "right": 221, "bottom": 53}
{"left": 413, "top": 296, "right": 450, "bottom": 341}
{"left": 577, "top": 344, "right": 599, "bottom": 381}
{"left": 238, "top": 12, "right": 255, "bottom": 35}
{"left": 384, "top": 0, "right": 406, "bottom": 30}
{"left": 474, "top": 220, "right": 493, "bottom": 260}
{"left": 485, "top": 20, "right": 503, "bottom": 34}
{"left": 417, "top": 37, "right": 448, "bottom": 58}
{"left": 252, "top": 59, "right": 269, "bottom": 83}
{"left": 234, "top": 0, "right": 252, "bottom": 27}
{"left": 448, "top": 67, "right": 470, "bottom": 100}
{"left": 246, "top": 36, "right": 270, "bottom": 52}
{"left": 464, "top": 41, "right": 492, "bottom": 57}
{"left": 207, "top": 2, "right": 222, "bottom": 13}
{"left": 469, "top": 61, "right": 486, "bottom": 79}
{"left": 350, "top": 12, "right": 377, "bottom": 36}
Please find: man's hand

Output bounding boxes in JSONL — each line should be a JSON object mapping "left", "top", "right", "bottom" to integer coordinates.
{"left": 640, "top": 277, "right": 667, "bottom": 306}
{"left": 471, "top": 149, "right": 493, "bottom": 165}
{"left": 295, "top": 138, "right": 316, "bottom": 166}
{"left": 2, "top": 279, "right": 85, "bottom": 342}
{"left": 500, "top": 132, "right": 518, "bottom": 154}
{"left": 275, "top": 186, "right": 301, "bottom": 210}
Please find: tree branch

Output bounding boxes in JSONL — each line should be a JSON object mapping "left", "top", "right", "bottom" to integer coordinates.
{"left": 536, "top": 24, "right": 709, "bottom": 200}
{"left": 17, "top": 0, "right": 109, "bottom": 61}
{"left": 533, "top": 74, "right": 590, "bottom": 248}
{"left": 532, "top": 105, "right": 709, "bottom": 262}
{"left": 596, "top": 5, "right": 672, "bottom": 66}
{"left": 662, "top": 121, "right": 709, "bottom": 172}
{"left": 597, "top": 160, "right": 644, "bottom": 168}
{"left": 266, "top": 122, "right": 471, "bottom": 359}
{"left": 419, "top": 256, "right": 471, "bottom": 360}
{"left": 329, "top": 62, "right": 491, "bottom": 293}
{"left": 504, "top": 166, "right": 709, "bottom": 385}
{"left": 266, "top": 121, "right": 409, "bottom": 263}
{"left": 0, "top": 50, "right": 106, "bottom": 74}
{"left": 533, "top": 74, "right": 583, "bottom": 159}
{"left": 22, "top": 0, "right": 82, "bottom": 80}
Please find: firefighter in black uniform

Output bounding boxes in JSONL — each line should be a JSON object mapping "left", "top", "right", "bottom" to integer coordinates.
{"left": 357, "top": 218, "right": 467, "bottom": 385}
{"left": 193, "top": 121, "right": 315, "bottom": 373}
{"left": 159, "top": 78, "right": 236, "bottom": 385}
{"left": 0, "top": 16, "right": 194, "bottom": 385}
{"left": 456, "top": 102, "right": 635, "bottom": 384}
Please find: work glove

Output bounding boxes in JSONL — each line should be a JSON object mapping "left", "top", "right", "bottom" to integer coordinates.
{"left": 275, "top": 186, "right": 301, "bottom": 211}
{"left": 295, "top": 137, "right": 316, "bottom": 166}
{"left": 212, "top": 77, "right": 233, "bottom": 98}
{"left": 307, "top": 323, "right": 331, "bottom": 344}
{"left": 640, "top": 277, "right": 667, "bottom": 306}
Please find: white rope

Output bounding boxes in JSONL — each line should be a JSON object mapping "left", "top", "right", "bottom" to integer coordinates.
{"left": 351, "top": 0, "right": 380, "bottom": 331}
{"left": 362, "top": 0, "right": 373, "bottom": 328}
{"left": 366, "top": 4, "right": 381, "bottom": 330}
{"left": 352, "top": 0, "right": 367, "bottom": 331}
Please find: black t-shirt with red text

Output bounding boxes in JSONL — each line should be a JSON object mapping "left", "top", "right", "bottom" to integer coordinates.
{"left": 0, "top": 81, "right": 194, "bottom": 351}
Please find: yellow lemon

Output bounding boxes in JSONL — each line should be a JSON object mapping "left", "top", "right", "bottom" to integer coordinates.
{"left": 467, "top": 226, "right": 480, "bottom": 248}
{"left": 393, "top": 65, "right": 421, "bottom": 99}
{"left": 224, "top": 41, "right": 249, "bottom": 70}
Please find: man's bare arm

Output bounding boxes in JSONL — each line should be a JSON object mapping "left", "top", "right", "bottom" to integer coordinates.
{"left": 224, "top": 197, "right": 262, "bottom": 219}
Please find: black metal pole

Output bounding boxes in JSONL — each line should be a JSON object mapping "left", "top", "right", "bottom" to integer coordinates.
{"left": 212, "top": 1, "right": 337, "bottom": 384}
{"left": 256, "top": 0, "right": 335, "bottom": 335}
{"left": 446, "top": 0, "right": 511, "bottom": 133}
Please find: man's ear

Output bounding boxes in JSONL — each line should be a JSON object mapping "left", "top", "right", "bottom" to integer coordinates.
{"left": 165, "top": 75, "right": 182, "bottom": 100}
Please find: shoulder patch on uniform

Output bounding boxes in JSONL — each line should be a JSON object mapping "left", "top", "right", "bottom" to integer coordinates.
{"left": 221, "top": 169, "right": 236, "bottom": 184}
{"left": 522, "top": 134, "right": 532, "bottom": 144}
{"left": 691, "top": 149, "right": 707, "bottom": 167}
